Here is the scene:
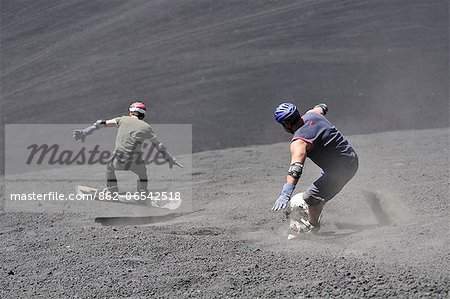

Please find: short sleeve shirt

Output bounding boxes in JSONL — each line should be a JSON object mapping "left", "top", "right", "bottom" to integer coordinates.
{"left": 292, "top": 112, "right": 356, "bottom": 170}
{"left": 113, "top": 116, "right": 156, "bottom": 155}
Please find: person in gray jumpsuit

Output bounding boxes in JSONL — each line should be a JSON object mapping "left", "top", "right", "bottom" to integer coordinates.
{"left": 73, "top": 101, "right": 182, "bottom": 195}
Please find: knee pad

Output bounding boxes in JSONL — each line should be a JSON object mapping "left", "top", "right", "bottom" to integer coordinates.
{"left": 303, "top": 192, "right": 323, "bottom": 206}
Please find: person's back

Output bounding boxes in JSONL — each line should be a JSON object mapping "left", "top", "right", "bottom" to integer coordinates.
{"left": 113, "top": 116, "right": 156, "bottom": 156}
{"left": 292, "top": 111, "right": 356, "bottom": 170}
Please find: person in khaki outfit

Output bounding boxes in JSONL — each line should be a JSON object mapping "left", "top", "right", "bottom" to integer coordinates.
{"left": 73, "top": 101, "right": 182, "bottom": 195}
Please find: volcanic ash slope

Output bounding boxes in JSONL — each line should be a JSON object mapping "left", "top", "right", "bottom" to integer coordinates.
{"left": 0, "top": 128, "right": 449, "bottom": 298}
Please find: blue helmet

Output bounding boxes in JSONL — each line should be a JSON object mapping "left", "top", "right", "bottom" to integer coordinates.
{"left": 274, "top": 102, "right": 298, "bottom": 123}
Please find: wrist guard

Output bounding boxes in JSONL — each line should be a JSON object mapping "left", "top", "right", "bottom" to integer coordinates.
{"left": 288, "top": 162, "right": 303, "bottom": 180}
{"left": 94, "top": 119, "right": 107, "bottom": 128}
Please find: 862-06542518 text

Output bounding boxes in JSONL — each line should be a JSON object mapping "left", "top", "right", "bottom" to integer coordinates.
{"left": 96, "top": 191, "right": 182, "bottom": 201}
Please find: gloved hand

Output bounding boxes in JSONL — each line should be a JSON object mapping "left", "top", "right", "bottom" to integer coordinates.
{"left": 314, "top": 103, "right": 328, "bottom": 115}
{"left": 73, "top": 125, "right": 97, "bottom": 142}
{"left": 168, "top": 154, "right": 184, "bottom": 169}
{"left": 73, "top": 130, "right": 86, "bottom": 143}
{"left": 156, "top": 143, "right": 183, "bottom": 169}
{"left": 272, "top": 183, "right": 295, "bottom": 211}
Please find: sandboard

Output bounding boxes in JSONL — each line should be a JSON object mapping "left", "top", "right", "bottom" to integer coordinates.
{"left": 75, "top": 185, "right": 182, "bottom": 210}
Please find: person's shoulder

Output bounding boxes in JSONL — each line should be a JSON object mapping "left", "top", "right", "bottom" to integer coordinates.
{"left": 296, "top": 112, "right": 326, "bottom": 135}
{"left": 139, "top": 119, "right": 151, "bottom": 126}
{"left": 139, "top": 119, "right": 154, "bottom": 130}
{"left": 113, "top": 116, "right": 126, "bottom": 124}
{"left": 299, "top": 112, "right": 319, "bottom": 124}
{"left": 139, "top": 121, "right": 156, "bottom": 138}
{"left": 303, "top": 111, "right": 330, "bottom": 126}
{"left": 117, "top": 115, "right": 131, "bottom": 121}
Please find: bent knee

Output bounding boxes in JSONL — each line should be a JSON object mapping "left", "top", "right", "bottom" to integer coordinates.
{"left": 303, "top": 192, "right": 324, "bottom": 206}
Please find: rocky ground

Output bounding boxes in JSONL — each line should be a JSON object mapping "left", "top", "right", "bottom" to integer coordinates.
{"left": 1, "top": 0, "right": 448, "bottom": 297}
{"left": 1, "top": 128, "right": 449, "bottom": 298}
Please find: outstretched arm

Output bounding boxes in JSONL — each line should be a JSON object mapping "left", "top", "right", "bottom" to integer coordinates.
{"left": 94, "top": 118, "right": 118, "bottom": 128}
{"left": 272, "top": 140, "right": 308, "bottom": 211}
{"left": 73, "top": 118, "right": 117, "bottom": 142}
